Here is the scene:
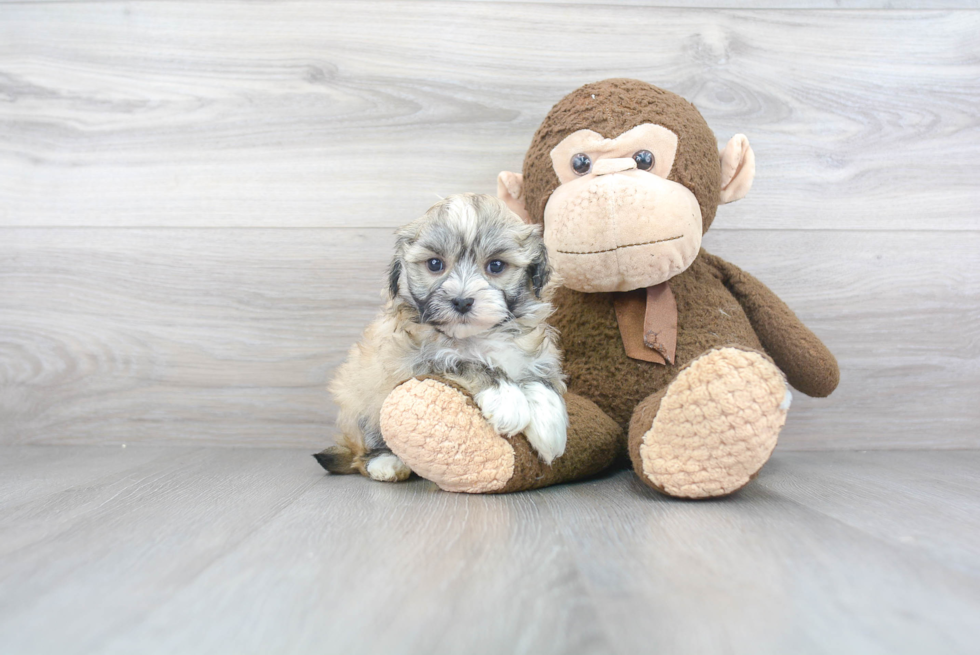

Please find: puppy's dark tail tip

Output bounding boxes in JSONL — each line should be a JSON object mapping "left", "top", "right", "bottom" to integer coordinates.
{"left": 314, "top": 446, "right": 356, "bottom": 474}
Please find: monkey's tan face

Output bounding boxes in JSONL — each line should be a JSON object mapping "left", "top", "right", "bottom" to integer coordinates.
{"left": 544, "top": 124, "right": 703, "bottom": 293}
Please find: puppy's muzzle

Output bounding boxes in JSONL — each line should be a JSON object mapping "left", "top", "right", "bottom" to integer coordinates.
{"left": 451, "top": 297, "right": 475, "bottom": 315}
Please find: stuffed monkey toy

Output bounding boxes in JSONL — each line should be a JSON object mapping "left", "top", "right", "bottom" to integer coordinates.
{"left": 379, "top": 79, "right": 839, "bottom": 498}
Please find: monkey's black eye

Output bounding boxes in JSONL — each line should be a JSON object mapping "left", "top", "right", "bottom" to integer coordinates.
{"left": 426, "top": 258, "right": 444, "bottom": 273}
{"left": 571, "top": 153, "right": 592, "bottom": 176}
{"left": 486, "top": 259, "right": 506, "bottom": 275}
{"left": 633, "top": 150, "right": 654, "bottom": 171}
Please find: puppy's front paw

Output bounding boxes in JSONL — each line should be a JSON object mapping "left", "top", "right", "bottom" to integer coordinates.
{"left": 365, "top": 452, "right": 412, "bottom": 482}
{"left": 523, "top": 382, "right": 568, "bottom": 465}
{"left": 474, "top": 382, "right": 531, "bottom": 438}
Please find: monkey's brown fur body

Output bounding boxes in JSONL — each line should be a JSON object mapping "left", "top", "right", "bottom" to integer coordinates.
{"left": 378, "top": 79, "right": 839, "bottom": 497}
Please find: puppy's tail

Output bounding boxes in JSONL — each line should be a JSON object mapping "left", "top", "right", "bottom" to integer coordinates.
{"left": 313, "top": 440, "right": 370, "bottom": 476}
{"left": 313, "top": 446, "right": 356, "bottom": 474}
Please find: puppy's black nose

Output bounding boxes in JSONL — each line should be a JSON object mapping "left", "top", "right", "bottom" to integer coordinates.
{"left": 451, "top": 297, "right": 475, "bottom": 314}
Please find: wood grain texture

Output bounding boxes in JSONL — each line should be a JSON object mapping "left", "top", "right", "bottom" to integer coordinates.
{"left": 0, "top": 446, "right": 978, "bottom": 655}
{"left": 1, "top": 227, "right": 976, "bottom": 448}
{"left": 0, "top": 447, "right": 318, "bottom": 653}
{"left": 460, "top": 0, "right": 980, "bottom": 6}
{"left": 1, "top": 2, "right": 977, "bottom": 450}
{"left": 0, "top": 3, "right": 977, "bottom": 230}
{"left": 545, "top": 451, "right": 980, "bottom": 654}
{"left": 759, "top": 450, "right": 980, "bottom": 576}
{"left": 8, "top": 0, "right": 980, "bottom": 9}
{"left": 0, "top": 228, "right": 391, "bottom": 447}
{"left": 0, "top": 444, "right": 183, "bottom": 512}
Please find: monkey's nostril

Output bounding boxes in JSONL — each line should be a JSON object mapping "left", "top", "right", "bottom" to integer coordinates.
{"left": 451, "top": 297, "right": 475, "bottom": 314}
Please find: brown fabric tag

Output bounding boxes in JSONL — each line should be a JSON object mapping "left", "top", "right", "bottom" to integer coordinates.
{"left": 612, "top": 282, "right": 677, "bottom": 365}
{"left": 643, "top": 283, "right": 677, "bottom": 364}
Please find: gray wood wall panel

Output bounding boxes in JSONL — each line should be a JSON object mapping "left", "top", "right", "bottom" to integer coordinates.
{"left": 1, "top": 228, "right": 976, "bottom": 448}
{"left": 0, "top": 2, "right": 977, "bottom": 448}
{"left": 5, "top": 0, "right": 980, "bottom": 8}
{"left": 462, "top": 0, "right": 980, "bottom": 5}
{"left": 1, "top": 4, "right": 977, "bottom": 230}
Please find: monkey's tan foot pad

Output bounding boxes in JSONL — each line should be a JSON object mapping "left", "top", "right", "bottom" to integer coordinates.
{"left": 380, "top": 378, "right": 515, "bottom": 493}
{"left": 640, "top": 347, "right": 789, "bottom": 499}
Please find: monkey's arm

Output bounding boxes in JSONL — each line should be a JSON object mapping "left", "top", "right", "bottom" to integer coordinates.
{"left": 701, "top": 252, "right": 839, "bottom": 398}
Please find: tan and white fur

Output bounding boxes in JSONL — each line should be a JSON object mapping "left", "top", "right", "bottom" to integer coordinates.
{"left": 317, "top": 193, "right": 568, "bottom": 482}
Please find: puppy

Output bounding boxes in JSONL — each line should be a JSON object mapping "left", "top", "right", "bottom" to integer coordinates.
{"left": 317, "top": 193, "right": 568, "bottom": 482}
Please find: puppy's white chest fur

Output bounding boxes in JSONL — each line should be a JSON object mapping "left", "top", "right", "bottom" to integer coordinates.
{"left": 474, "top": 336, "right": 541, "bottom": 381}
{"left": 418, "top": 332, "right": 537, "bottom": 382}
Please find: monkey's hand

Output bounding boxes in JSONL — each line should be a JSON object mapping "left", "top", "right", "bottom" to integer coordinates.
{"left": 703, "top": 252, "right": 840, "bottom": 398}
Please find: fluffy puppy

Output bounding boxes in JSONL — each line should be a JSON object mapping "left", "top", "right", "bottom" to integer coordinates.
{"left": 317, "top": 193, "right": 568, "bottom": 482}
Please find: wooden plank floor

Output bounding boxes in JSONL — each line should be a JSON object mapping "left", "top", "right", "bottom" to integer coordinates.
{"left": 1, "top": 447, "right": 977, "bottom": 654}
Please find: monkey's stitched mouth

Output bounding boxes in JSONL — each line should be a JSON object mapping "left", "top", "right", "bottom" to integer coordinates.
{"left": 556, "top": 234, "right": 684, "bottom": 255}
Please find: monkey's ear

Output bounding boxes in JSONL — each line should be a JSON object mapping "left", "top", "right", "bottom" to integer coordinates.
{"left": 497, "top": 171, "right": 532, "bottom": 223}
{"left": 719, "top": 134, "right": 756, "bottom": 205}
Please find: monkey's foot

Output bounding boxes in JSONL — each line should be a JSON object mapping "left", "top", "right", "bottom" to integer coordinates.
{"left": 381, "top": 377, "right": 622, "bottom": 494}
{"left": 635, "top": 347, "right": 789, "bottom": 498}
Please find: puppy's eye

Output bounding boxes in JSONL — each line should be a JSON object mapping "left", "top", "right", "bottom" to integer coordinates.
{"left": 633, "top": 150, "right": 654, "bottom": 171}
{"left": 570, "top": 153, "right": 592, "bottom": 176}
{"left": 426, "top": 258, "right": 444, "bottom": 273}
{"left": 486, "top": 260, "right": 506, "bottom": 275}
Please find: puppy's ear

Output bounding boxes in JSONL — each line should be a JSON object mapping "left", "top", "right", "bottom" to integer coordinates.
{"left": 387, "top": 224, "right": 415, "bottom": 301}
{"left": 527, "top": 241, "right": 550, "bottom": 298}
{"left": 387, "top": 258, "right": 402, "bottom": 300}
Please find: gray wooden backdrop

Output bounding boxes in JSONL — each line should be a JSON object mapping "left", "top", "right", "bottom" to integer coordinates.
{"left": 1, "top": 1, "right": 977, "bottom": 449}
